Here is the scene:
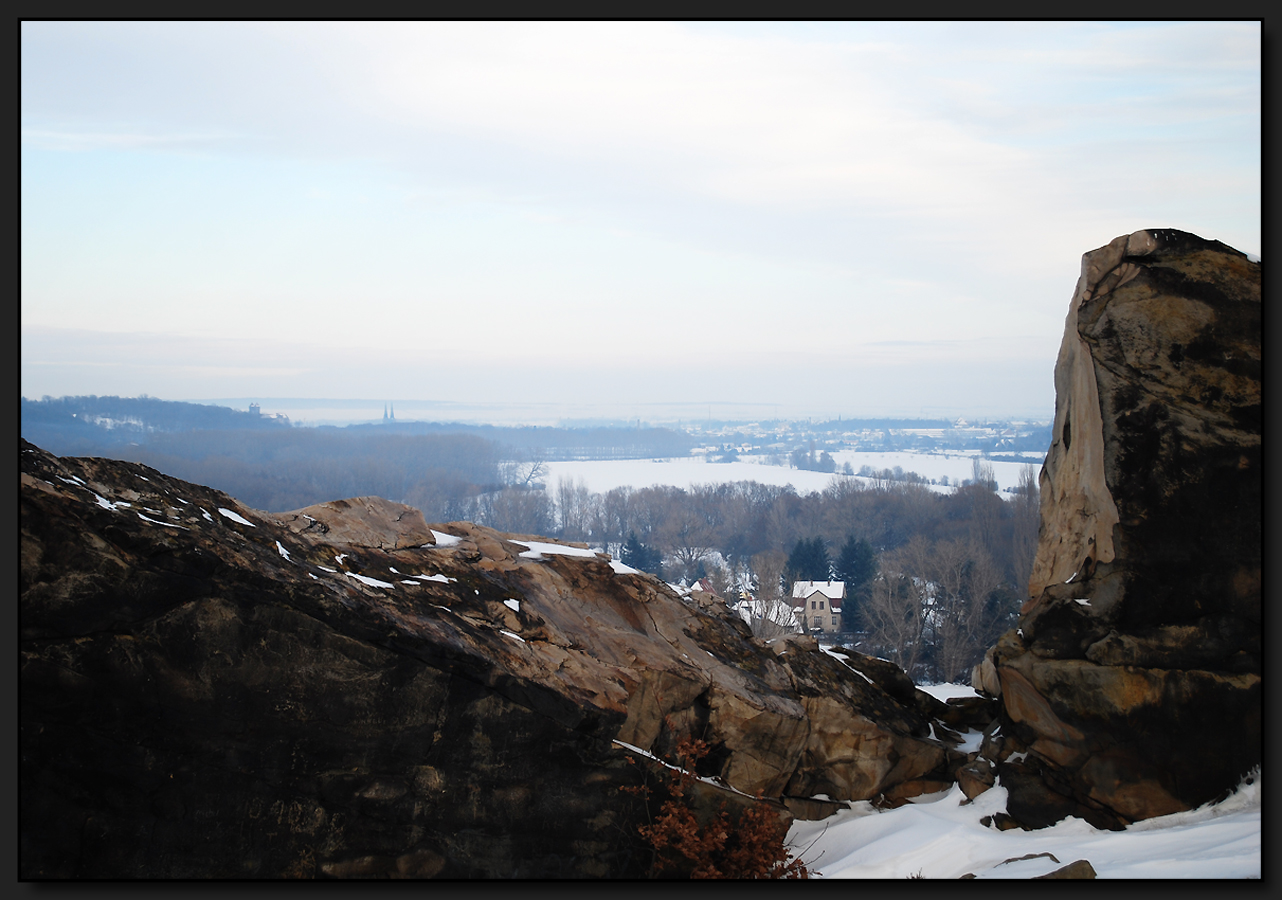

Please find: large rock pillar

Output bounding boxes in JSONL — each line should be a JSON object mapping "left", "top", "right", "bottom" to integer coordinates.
{"left": 980, "top": 228, "right": 1260, "bottom": 828}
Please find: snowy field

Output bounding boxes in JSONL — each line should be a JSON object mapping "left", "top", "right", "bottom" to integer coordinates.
{"left": 542, "top": 451, "right": 1041, "bottom": 497}
{"left": 785, "top": 682, "right": 1261, "bottom": 880}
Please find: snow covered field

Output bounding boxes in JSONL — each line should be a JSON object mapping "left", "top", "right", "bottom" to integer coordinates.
{"left": 786, "top": 682, "right": 1261, "bottom": 880}
{"left": 542, "top": 451, "right": 1041, "bottom": 496}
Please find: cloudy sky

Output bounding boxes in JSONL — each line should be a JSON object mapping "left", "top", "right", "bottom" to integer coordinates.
{"left": 21, "top": 21, "right": 1260, "bottom": 423}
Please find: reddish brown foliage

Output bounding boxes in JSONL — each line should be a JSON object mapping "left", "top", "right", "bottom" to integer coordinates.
{"left": 622, "top": 738, "right": 810, "bottom": 879}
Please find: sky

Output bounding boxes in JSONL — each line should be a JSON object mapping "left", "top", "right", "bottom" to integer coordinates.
{"left": 21, "top": 21, "right": 1261, "bottom": 424}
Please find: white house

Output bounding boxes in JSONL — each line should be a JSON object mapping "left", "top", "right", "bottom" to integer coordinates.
{"left": 791, "top": 580, "right": 846, "bottom": 633}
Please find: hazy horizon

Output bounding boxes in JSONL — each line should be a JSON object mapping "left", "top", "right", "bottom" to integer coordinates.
{"left": 22, "top": 22, "right": 1260, "bottom": 417}
{"left": 23, "top": 394, "right": 1055, "bottom": 429}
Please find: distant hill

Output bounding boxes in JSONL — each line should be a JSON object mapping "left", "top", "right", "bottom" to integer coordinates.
{"left": 20, "top": 395, "right": 289, "bottom": 457}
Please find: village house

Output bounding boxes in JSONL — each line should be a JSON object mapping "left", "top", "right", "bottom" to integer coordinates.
{"left": 791, "top": 580, "right": 846, "bottom": 633}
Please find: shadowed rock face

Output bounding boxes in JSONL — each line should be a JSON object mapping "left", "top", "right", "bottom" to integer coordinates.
{"left": 976, "top": 229, "right": 1260, "bottom": 829}
{"left": 20, "top": 441, "right": 961, "bottom": 879}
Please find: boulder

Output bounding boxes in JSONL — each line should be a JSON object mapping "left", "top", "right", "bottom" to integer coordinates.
{"left": 20, "top": 440, "right": 953, "bottom": 878}
{"left": 276, "top": 496, "right": 436, "bottom": 550}
{"left": 990, "top": 229, "right": 1260, "bottom": 829}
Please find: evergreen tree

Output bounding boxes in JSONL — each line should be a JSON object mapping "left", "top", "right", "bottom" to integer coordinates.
{"left": 833, "top": 536, "right": 876, "bottom": 592}
{"left": 833, "top": 536, "right": 877, "bottom": 626}
{"left": 621, "top": 531, "right": 663, "bottom": 577}
{"left": 787, "top": 537, "right": 830, "bottom": 583}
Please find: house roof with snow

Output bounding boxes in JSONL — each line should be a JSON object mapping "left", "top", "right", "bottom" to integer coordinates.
{"left": 791, "top": 581, "right": 846, "bottom": 603}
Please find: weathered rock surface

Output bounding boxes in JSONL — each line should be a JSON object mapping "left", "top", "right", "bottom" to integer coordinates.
{"left": 974, "top": 229, "right": 1260, "bottom": 829}
{"left": 21, "top": 441, "right": 959, "bottom": 878}
{"left": 277, "top": 496, "right": 436, "bottom": 550}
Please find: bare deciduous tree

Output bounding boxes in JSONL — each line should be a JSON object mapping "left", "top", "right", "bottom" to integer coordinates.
{"left": 746, "top": 550, "right": 797, "bottom": 639}
{"left": 861, "top": 538, "right": 931, "bottom": 677}
{"left": 928, "top": 538, "right": 1004, "bottom": 684}
{"left": 1010, "top": 463, "right": 1041, "bottom": 600}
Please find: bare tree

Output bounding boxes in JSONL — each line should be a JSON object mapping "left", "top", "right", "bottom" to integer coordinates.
{"left": 860, "top": 538, "right": 931, "bottom": 678}
{"left": 478, "top": 486, "right": 553, "bottom": 536}
{"left": 746, "top": 550, "right": 797, "bottom": 639}
{"left": 555, "top": 476, "right": 595, "bottom": 541}
{"left": 655, "top": 491, "right": 716, "bottom": 583}
{"left": 927, "top": 538, "right": 1004, "bottom": 684}
{"left": 1010, "top": 463, "right": 1041, "bottom": 600}
{"left": 502, "top": 452, "right": 549, "bottom": 489}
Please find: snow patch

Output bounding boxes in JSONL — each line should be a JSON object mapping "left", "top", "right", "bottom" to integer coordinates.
{"left": 917, "top": 683, "right": 981, "bottom": 702}
{"left": 347, "top": 572, "right": 395, "bottom": 588}
{"left": 510, "top": 539, "right": 599, "bottom": 560}
{"left": 217, "top": 507, "right": 255, "bottom": 527}
{"left": 276, "top": 541, "right": 291, "bottom": 561}
{"left": 430, "top": 530, "right": 462, "bottom": 547}
{"left": 137, "top": 512, "right": 186, "bottom": 529}
{"left": 504, "top": 598, "right": 520, "bottom": 612}
{"left": 500, "top": 629, "right": 526, "bottom": 643}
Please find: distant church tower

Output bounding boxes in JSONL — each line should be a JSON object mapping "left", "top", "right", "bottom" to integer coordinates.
{"left": 383, "top": 403, "right": 388, "bottom": 422}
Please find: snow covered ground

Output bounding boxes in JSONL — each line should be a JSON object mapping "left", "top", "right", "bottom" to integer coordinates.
{"left": 787, "top": 683, "right": 1261, "bottom": 879}
{"left": 542, "top": 451, "right": 1041, "bottom": 496}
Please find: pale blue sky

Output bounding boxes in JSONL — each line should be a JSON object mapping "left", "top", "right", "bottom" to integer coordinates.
{"left": 21, "top": 21, "right": 1260, "bottom": 421}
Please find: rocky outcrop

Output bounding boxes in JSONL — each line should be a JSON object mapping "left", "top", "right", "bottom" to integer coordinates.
{"left": 973, "top": 229, "right": 1260, "bottom": 829}
{"left": 276, "top": 496, "right": 436, "bottom": 550}
{"left": 21, "top": 441, "right": 964, "bottom": 878}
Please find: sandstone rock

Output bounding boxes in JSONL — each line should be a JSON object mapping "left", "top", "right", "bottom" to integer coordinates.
{"left": 1034, "top": 859, "right": 1097, "bottom": 880}
{"left": 955, "top": 758, "right": 995, "bottom": 800}
{"left": 20, "top": 440, "right": 953, "bottom": 878}
{"left": 276, "top": 496, "right": 436, "bottom": 550}
{"left": 993, "top": 229, "right": 1260, "bottom": 829}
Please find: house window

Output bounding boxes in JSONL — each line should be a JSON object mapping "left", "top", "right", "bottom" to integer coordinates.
{"left": 819, "top": 600, "right": 825, "bottom": 610}
{"left": 832, "top": 617, "right": 839, "bottom": 627}
{"left": 811, "top": 600, "right": 816, "bottom": 609}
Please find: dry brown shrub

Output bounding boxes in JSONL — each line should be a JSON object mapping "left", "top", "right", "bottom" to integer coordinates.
{"left": 622, "top": 737, "right": 811, "bottom": 879}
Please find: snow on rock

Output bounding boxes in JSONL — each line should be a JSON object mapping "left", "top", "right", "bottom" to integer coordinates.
{"left": 509, "top": 539, "right": 599, "bottom": 560}
{"left": 217, "top": 507, "right": 256, "bottom": 527}
{"left": 917, "top": 683, "right": 981, "bottom": 702}
{"left": 346, "top": 572, "right": 395, "bottom": 589}
{"left": 137, "top": 513, "right": 186, "bottom": 529}
{"left": 789, "top": 771, "right": 1261, "bottom": 879}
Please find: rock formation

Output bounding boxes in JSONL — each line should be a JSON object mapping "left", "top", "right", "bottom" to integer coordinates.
{"left": 973, "top": 229, "right": 1260, "bottom": 829}
{"left": 20, "top": 440, "right": 982, "bottom": 879}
